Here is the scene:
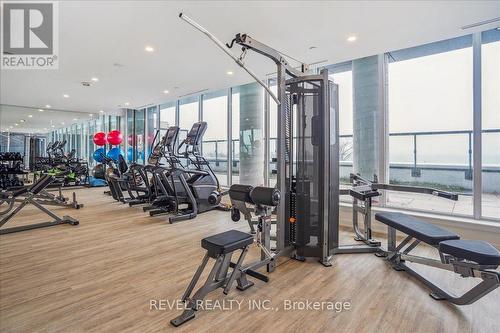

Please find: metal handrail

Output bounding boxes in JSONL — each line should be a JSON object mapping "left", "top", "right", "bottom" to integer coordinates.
{"left": 202, "top": 129, "right": 500, "bottom": 176}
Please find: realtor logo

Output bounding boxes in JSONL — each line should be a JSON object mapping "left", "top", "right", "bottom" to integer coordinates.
{"left": 1, "top": 1, "right": 59, "bottom": 69}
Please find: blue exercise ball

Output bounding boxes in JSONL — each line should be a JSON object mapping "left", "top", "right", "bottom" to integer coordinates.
{"left": 93, "top": 148, "right": 105, "bottom": 163}
{"left": 107, "top": 147, "right": 122, "bottom": 162}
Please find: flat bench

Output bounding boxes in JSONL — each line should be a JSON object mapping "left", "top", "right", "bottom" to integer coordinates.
{"left": 171, "top": 229, "right": 266, "bottom": 327}
{"left": 375, "top": 212, "right": 459, "bottom": 245}
{"left": 202, "top": 230, "right": 254, "bottom": 257}
{"left": 375, "top": 212, "right": 500, "bottom": 266}
{"left": 375, "top": 212, "right": 500, "bottom": 305}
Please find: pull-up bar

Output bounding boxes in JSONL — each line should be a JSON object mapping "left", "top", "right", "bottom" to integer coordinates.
{"left": 178, "top": 13, "right": 281, "bottom": 105}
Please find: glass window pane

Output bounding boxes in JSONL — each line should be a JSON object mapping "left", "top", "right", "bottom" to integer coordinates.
{"left": 481, "top": 29, "right": 500, "bottom": 219}
{"left": 135, "top": 109, "right": 145, "bottom": 164}
{"left": 388, "top": 37, "right": 473, "bottom": 216}
{"left": 179, "top": 96, "right": 199, "bottom": 131}
{"left": 329, "top": 67, "right": 353, "bottom": 187}
{"left": 232, "top": 90, "right": 240, "bottom": 185}
{"left": 203, "top": 90, "right": 228, "bottom": 186}
{"left": 160, "top": 102, "right": 176, "bottom": 129}
{"left": 146, "top": 106, "right": 159, "bottom": 159}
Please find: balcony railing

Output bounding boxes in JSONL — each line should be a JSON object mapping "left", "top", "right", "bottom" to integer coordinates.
{"left": 202, "top": 129, "right": 500, "bottom": 192}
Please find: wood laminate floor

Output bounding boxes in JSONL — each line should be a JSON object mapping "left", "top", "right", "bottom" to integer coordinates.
{"left": 0, "top": 187, "right": 499, "bottom": 333}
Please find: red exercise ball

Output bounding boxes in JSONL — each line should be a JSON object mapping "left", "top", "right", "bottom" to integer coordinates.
{"left": 93, "top": 132, "right": 107, "bottom": 146}
{"left": 107, "top": 130, "right": 123, "bottom": 145}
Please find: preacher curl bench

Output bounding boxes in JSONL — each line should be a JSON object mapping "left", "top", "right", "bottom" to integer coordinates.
{"left": 171, "top": 186, "right": 280, "bottom": 327}
{"left": 0, "top": 174, "right": 80, "bottom": 235}
{"left": 375, "top": 212, "right": 500, "bottom": 305}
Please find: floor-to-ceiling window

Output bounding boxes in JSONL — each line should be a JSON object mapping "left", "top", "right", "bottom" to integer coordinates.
{"left": 202, "top": 90, "right": 228, "bottom": 185}
{"left": 387, "top": 36, "right": 473, "bottom": 216}
{"left": 231, "top": 88, "right": 240, "bottom": 185}
{"left": 328, "top": 62, "right": 354, "bottom": 186}
{"left": 179, "top": 96, "right": 199, "bottom": 145}
{"left": 135, "top": 109, "right": 145, "bottom": 164}
{"left": 146, "top": 106, "right": 159, "bottom": 160}
{"left": 160, "top": 102, "right": 176, "bottom": 131}
{"left": 126, "top": 110, "right": 135, "bottom": 163}
{"left": 481, "top": 29, "right": 500, "bottom": 219}
{"left": 88, "top": 119, "right": 96, "bottom": 166}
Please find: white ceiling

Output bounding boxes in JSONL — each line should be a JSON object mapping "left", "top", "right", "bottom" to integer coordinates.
{"left": 0, "top": 105, "right": 105, "bottom": 134}
{"left": 1, "top": 0, "right": 500, "bottom": 132}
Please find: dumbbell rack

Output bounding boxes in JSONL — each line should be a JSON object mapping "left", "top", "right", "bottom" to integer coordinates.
{"left": 0, "top": 153, "right": 28, "bottom": 190}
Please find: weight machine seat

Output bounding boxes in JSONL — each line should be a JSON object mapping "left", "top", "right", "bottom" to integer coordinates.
{"left": 375, "top": 212, "right": 460, "bottom": 246}
{"left": 439, "top": 240, "right": 500, "bottom": 266}
{"left": 201, "top": 230, "right": 253, "bottom": 257}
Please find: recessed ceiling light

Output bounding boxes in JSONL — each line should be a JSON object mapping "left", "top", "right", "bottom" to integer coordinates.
{"left": 226, "top": 71, "right": 233, "bottom": 75}
{"left": 61, "top": 122, "right": 65, "bottom": 125}
{"left": 124, "top": 102, "right": 130, "bottom": 106}
{"left": 28, "top": 114, "right": 33, "bottom": 118}
{"left": 38, "top": 109, "right": 44, "bottom": 112}
{"left": 73, "top": 118, "right": 78, "bottom": 121}
{"left": 91, "top": 77, "right": 99, "bottom": 82}
{"left": 45, "top": 104, "right": 51, "bottom": 108}
{"left": 145, "top": 46, "right": 154, "bottom": 52}
{"left": 15, "top": 123, "right": 19, "bottom": 126}
{"left": 347, "top": 35, "right": 357, "bottom": 42}
{"left": 63, "top": 94, "right": 69, "bottom": 98}
{"left": 163, "top": 90, "right": 169, "bottom": 94}
{"left": 20, "top": 119, "right": 25, "bottom": 123}
{"left": 51, "top": 125, "right": 55, "bottom": 128}
{"left": 99, "top": 110, "right": 104, "bottom": 113}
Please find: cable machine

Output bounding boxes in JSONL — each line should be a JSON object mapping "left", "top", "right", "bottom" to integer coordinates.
{"left": 180, "top": 13, "right": 339, "bottom": 267}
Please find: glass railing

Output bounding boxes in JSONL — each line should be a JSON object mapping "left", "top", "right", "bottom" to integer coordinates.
{"left": 202, "top": 129, "right": 500, "bottom": 193}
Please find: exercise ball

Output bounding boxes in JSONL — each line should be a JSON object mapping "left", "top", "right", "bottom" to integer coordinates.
{"left": 107, "top": 130, "right": 123, "bottom": 145}
{"left": 106, "top": 147, "right": 122, "bottom": 162}
{"left": 93, "top": 132, "right": 107, "bottom": 146}
{"left": 93, "top": 148, "right": 105, "bottom": 163}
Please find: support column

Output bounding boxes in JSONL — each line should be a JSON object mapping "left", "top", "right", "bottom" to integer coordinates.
{"left": 238, "top": 82, "right": 264, "bottom": 185}
{"left": 352, "top": 55, "right": 385, "bottom": 181}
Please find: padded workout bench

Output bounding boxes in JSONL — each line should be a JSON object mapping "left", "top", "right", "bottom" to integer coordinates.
{"left": 171, "top": 186, "right": 280, "bottom": 327}
{"left": 0, "top": 174, "right": 80, "bottom": 235}
{"left": 375, "top": 212, "right": 500, "bottom": 305}
{"left": 170, "top": 230, "right": 268, "bottom": 327}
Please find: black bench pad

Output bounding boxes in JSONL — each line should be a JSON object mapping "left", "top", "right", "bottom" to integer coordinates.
{"left": 439, "top": 240, "right": 500, "bottom": 266}
{"left": 375, "top": 212, "right": 460, "bottom": 245}
{"left": 202, "top": 230, "right": 253, "bottom": 257}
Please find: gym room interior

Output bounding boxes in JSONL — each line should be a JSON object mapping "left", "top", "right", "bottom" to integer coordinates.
{"left": 0, "top": 1, "right": 499, "bottom": 332}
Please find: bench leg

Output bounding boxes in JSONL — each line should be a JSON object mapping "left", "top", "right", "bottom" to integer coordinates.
{"left": 181, "top": 253, "right": 210, "bottom": 302}
{"left": 171, "top": 254, "right": 230, "bottom": 327}
{"left": 403, "top": 263, "right": 500, "bottom": 305}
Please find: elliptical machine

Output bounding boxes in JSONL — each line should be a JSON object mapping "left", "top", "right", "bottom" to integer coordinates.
{"left": 167, "top": 122, "right": 228, "bottom": 223}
